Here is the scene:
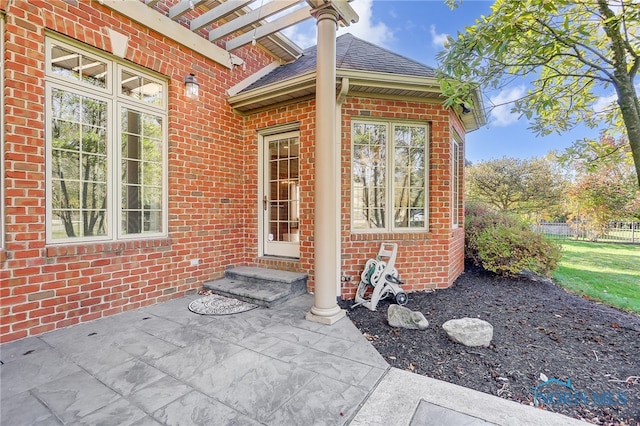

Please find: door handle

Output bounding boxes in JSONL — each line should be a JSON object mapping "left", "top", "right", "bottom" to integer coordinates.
{"left": 263, "top": 195, "right": 268, "bottom": 211}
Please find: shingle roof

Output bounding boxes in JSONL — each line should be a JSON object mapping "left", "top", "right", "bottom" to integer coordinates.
{"left": 241, "top": 33, "right": 436, "bottom": 92}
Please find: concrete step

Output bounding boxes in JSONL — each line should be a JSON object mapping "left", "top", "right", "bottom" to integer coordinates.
{"left": 203, "top": 267, "right": 308, "bottom": 308}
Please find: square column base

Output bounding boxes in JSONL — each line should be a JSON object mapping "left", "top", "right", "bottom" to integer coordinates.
{"left": 305, "top": 309, "right": 346, "bottom": 325}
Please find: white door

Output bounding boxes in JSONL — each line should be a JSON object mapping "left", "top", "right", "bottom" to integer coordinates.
{"left": 262, "top": 132, "right": 300, "bottom": 258}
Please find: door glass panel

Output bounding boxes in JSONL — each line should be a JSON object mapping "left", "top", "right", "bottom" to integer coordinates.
{"left": 268, "top": 137, "right": 299, "bottom": 244}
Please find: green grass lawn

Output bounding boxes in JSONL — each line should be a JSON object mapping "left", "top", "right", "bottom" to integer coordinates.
{"left": 553, "top": 240, "right": 640, "bottom": 314}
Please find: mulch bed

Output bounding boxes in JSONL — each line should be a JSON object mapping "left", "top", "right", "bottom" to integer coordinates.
{"left": 340, "top": 263, "right": 640, "bottom": 425}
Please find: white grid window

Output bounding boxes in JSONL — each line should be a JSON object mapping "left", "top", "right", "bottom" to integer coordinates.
{"left": 452, "top": 137, "right": 461, "bottom": 228}
{"left": 45, "top": 37, "right": 167, "bottom": 243}
{"left": 352, "top": 120, "right": 428, "bottom": 232}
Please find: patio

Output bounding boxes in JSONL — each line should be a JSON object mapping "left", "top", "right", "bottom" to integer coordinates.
{"left": 1, "top": 293, "right": 386, "bottom": 425}
{"left": 0, "top": 293, "right": 588, "bottom": 425}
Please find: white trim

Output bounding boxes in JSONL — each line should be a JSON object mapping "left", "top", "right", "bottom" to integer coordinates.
{"left": 257, "top": 133, "right": 266, "bottom": 258}
{"left": 337, "top": 69, "right": 441, "bottom": 93}
{"left": 46, "top": 37, "right": 113, "bottom": 96}
{"left": 45, "top": 38, "right": 168, "bottom": 244}
{"left": 228, "top": 69, "right": 443, "bottom": 110}
{"left": 257, "top": 122, "right": 300, "bottom": 137}
{"left": 169, "top": 0, "right": 209, "bottom": 20}
{"left": 44, "top": 82, "right": 114, "bottom": 244}
{"left": 117, "top": 63, "right": 168, "bottom": 112}
{"left": 227, "top": 61, "right": 281, "bottom": 97}
{"left": 259, "top": 130, "right": 301, "bottom": 259}
{"left": 350, "top": 119, "right": 429, "bottom": 233}
{"left": 228, "top": 71, "right": 316, "bottom": 110}
{"left": 190, "top": 0, "right": 254, "bottom": 32}
{"left": 335, "top": 78, "right": 349, "bottom": 294}
{"left": 98, "top": 0, "right": 237, "bottom": 69}
{"left": 115, "top": 104, "right": 168, "bottom": 241}
{"left": 225, "top": 6, "right": 312, "bottom": 52}
{"left": 452, "top": 136, "right": 461, "bottom": 229}
{"left": 208, "top": 0, "right": 302, "bottom": 41}
{"left": 105, "top": 28, "right": 129, "bottom": 58}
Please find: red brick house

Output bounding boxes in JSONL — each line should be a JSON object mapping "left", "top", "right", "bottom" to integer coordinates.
{"left": 0, "top": 0, "right": 485, "bottom": 342}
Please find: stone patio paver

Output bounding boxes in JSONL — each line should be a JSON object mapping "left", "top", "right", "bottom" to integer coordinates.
{"left": 0, "top": 294, "right": 386, "bottom": 426}
{"left": 0, "top": 293, "right": 589, "bottom": 425}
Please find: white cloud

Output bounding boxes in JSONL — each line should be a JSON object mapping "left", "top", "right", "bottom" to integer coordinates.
{"left": 429, "top": 25, "right": 448, "bottom": 48}
{"left": 593, "top": 81, "right": 640, "bottom": 113}
{"left": 607, "top": 0, "right": 637, "bottom": 15}
{"left": 338, "top": 0, "right": 394, "bottom": 47}
{"left": 489, "top": 86, "right": 526, "bottom": 127}
{"left": 281, "top": 21, "right": 317, "bottom": 49}
{"left": 282, "top": 0, "right": 394, "bottom": 49}
{"left": 593, "top": 92, "right": 618, "bottom": 113}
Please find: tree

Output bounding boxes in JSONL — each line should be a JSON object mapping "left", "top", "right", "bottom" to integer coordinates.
{"left": 466, "top": 156, "right": 566, "bottom": 216}
{"left": 560, "top": 133, "right": 640, "bottom": 232}
{"left": 559, "top": 131, "right": 635, "bottom": 177}
{"left": 439, "top": 0, "right": 640, "bottom": 187}
{"left": 568, "top": 172, "right": 633, "bottom": 239}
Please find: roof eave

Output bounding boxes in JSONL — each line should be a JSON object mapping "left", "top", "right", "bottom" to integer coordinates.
{"left": 337, "top": 69, "right": 441, "bottom": 94}
{"left": 228, "top": 69, "right": 444, "bottom": 111}
{"left": 228, "top": 68, "right": 487, "bottom": 133}
{"left": 460, "top": 88, "right": 487, "bottom": 133}
{"left": 228, "top": 71, "right": 317, "bottom": 110}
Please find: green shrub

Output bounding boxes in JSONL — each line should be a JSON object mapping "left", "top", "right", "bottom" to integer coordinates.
{"left": 475, "top": 225, "right": 562, "bottom": 277}
{"left": 465, "top": 202, "right": 562, "bottom": 277}
{"left": 464, "top": 202, "right": 525, "bottom": 265}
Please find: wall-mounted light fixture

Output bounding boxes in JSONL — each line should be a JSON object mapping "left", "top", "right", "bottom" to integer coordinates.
{"left": 184, "top": 73, "right": 199, "bottom": 100}
{"left": 460, "top": 103, "right": 472, "bottom": 114}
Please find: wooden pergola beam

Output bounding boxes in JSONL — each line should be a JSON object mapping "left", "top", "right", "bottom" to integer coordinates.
{"left": 168, "top": 0, "right": 208, "bottom": 20}
{"left": 225, "top": 5, "right": 312, "bottom": 51}
{"left": 209, "top": 0, "right": 303, "bottom": 42}
{"left": 190, "top": 0, "right": 254, "bottom": 32}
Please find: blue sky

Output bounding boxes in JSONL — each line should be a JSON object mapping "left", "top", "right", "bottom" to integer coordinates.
{"left": 282, "top": 0, "right": 605, "bottom": 163}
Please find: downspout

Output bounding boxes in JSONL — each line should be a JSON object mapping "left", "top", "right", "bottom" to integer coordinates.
{"left": 335, "top": 77, "right": 349, "bottom": 296}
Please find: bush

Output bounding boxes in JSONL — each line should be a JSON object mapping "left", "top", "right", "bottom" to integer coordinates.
{"left": 464, "top": 202, "right": 525, "bottom": 264}
{"left": 475, "top": 225, "right": 562, "bottom": 277}
{"left": 465, "top": 202, "right": 562, "bottom": 277}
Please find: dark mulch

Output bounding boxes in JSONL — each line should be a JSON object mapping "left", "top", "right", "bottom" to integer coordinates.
{"left": 340, "top": 263, "right": 640, "bottom": 425}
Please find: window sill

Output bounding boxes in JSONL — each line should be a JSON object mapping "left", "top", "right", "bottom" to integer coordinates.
{"left": 350, "top": 232, "right": 430, "bottom": 241}
{"left": 45, "top": 238, "right": 171, "bottom": 258}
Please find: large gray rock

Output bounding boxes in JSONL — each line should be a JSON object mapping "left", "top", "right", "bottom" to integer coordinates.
{"left": 442, "top": 317, "right": 493, "bottom": 347}
{"left": 387, "top": 305, "right": 429, "bottom": 330}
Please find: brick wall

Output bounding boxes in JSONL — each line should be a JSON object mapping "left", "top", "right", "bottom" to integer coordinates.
{"left": 0, "top": 0, "right": 274, "bottom": 343}
{"left": 241, "top": 95, "right": 465, "bottom": 298}
{"left": 241, "top": 100, "right": 317, "bottom": 288}
{"left": 339, "top": 97, "right": 465, "bottom": 298}
{"left": 0, "top": 1, "right": 467, "bottom": 343}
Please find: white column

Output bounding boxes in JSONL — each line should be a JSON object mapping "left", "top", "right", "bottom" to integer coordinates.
{"left": 306, "top": 8, "right": 345, "bottom": 325}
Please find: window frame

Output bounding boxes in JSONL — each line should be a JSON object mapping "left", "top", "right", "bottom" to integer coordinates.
{"left": 452, "top": 135, "right": 461, "bottom": 229}
{"left": 350, "top": 119, "right": 429, "bottom": 233}
{"left": 45, "top": 36, "right": 168, "bottom": 244}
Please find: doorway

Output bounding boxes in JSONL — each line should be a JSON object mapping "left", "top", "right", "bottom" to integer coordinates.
{"left": 261, "top": 131, "right": 300, "bottom": 258}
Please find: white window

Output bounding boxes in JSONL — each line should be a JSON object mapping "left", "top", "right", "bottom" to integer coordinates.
{"left": 452, "top": 137, "right": 461, "bottom": 228}
{"left": 45, "top": 38, "right": 167, "bottom": 243}
{"left": 352, "top": 120, "right": 428, "bottom": 231}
